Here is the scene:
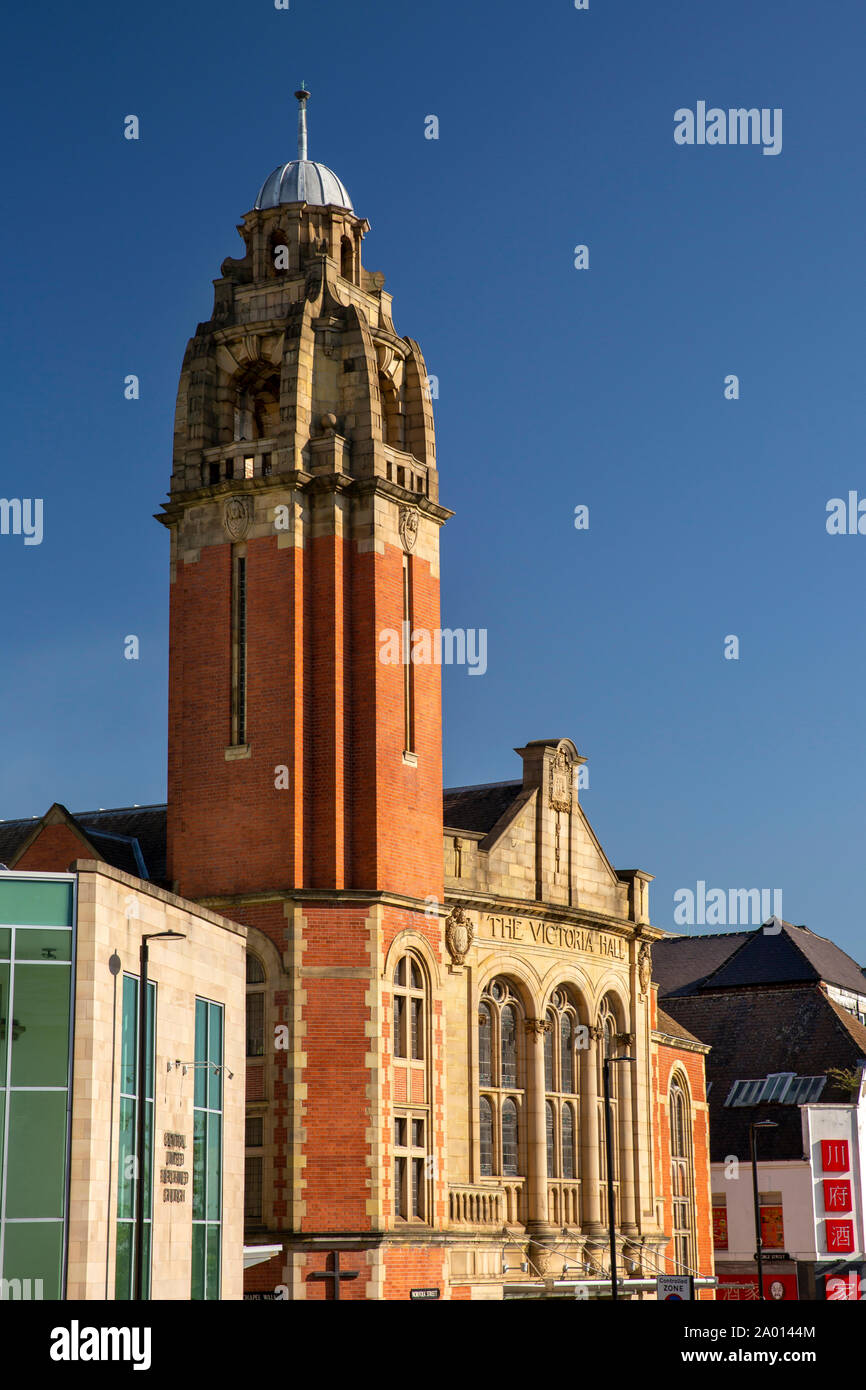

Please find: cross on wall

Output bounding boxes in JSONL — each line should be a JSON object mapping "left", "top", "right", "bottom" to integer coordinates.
{"left": 307, "top": 1250, "right": 361, "bottom": 1301}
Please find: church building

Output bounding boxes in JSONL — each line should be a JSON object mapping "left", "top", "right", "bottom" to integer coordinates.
{"left": 0, "top": 90, "right": 714, "bottom": 1299}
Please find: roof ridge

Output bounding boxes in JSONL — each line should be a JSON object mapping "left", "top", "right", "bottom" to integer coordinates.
{"left": 443, "top": 780, "right": 522, "bottom": 794}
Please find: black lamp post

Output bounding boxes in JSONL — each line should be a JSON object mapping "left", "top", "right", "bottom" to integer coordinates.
{"left": 749, "top": 1119, "right": 778, "bottom": 1302}
{"left": 133, "top": 930, "right": 185, "bottom": 1302}
{"left": 603, "top": 1054, "right": 634, "bottom": 1302}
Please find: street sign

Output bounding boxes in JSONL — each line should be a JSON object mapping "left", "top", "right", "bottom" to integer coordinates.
{"left": 657, "top": 1275, "right": 694, "bottom": 1301}
{"left": 410, "top": 1287, "right": 441, "bottom": 1300}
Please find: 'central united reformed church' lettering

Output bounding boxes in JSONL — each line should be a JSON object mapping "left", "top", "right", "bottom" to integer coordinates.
{"left": 483, "top": 914, "right": 626, "bottom": 958}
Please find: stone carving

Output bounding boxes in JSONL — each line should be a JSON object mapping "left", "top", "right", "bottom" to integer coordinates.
{"left": 223, "top": 496, "right": 252, "bottom": 540}
{"left": 638, "top": 942, "right": 652, "bottom": 993}
{"left": 615, "top": 1031, "right": 635, "bottom": 1048}
{"left": 399, "top": 506, "right": 419, "bottom": 552}
{"left": 445, "top": 905, "right": 474, "bottom": 966}
{"left": 524, "top": 1017, "right": 552, "bottom": 1037}
{"left": 549, "top": 746, "right": 572, "bottom": 814}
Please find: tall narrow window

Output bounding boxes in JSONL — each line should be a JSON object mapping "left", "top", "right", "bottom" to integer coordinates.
{"left": 232, "top": 551, "right": 248, "bottom": 746}
{"left": 245, "top": 1113, "right": 264, "bottom": 1225}
{"left": 402, "top": 553, "right": 414, "bottom": 754}
{"left": 544, "top": 987, "right": 581, "bottom": 1214}
{"left": 245, "top": 953, "right": 265, "bottom": 1057}
{"left": 116, "top": 974, "right": 155, "bottom": 1300}
{"left": 477, "top": 979, "right": 525, "bottom": 1186}
{"left": 669, "top": 1077, "right": 694, "bottom": 1275}
{"left": 192, "top": 999, "right": 224, "bottom": 1300}
{"left": 391, "top": 954, "right": 430, "bottom": 1225}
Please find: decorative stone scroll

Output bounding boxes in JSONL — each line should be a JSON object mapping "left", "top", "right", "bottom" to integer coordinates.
{"left": 549, "top": 746, "right": 572, "bottom": 814}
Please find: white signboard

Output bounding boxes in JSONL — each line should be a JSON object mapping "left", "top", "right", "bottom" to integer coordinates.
{"left": 657, "top": 1275, "right": 694, "bottom": 1301}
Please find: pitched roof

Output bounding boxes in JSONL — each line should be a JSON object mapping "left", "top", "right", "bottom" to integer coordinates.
{"left": 661, "top": 987, "right": 866, "bottom": 1161}
{"left": 655, "top": 1007, "right": 707, "bottom": 1048}
{"left": 0, "top": 804, "right": 167, "bottom": 883}
{"left": 653, "top": 923, "right": 866, "bottom": 999}
{"left": 652, "top": 932, "right": 752, "bottom": 998}
{"left": 443, "top": 781, "right": 523, "bottom": 834}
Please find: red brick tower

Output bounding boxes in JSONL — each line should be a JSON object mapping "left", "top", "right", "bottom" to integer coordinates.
{"left": 158, "top": 90, "right": 451, "bottom": 1297}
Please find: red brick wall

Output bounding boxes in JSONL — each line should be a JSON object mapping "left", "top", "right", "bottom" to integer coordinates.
{"left": 652, "top": 994, "right": 715, "bottom": 1298}
{"left": 13, "top": 822, "right": 93, "bottom": 872}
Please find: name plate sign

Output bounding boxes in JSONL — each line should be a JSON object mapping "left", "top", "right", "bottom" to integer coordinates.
{"left": 482, "top": 914, "right": 626, "bottom": 959}
{"left": 161, "top": 1130, "right": 188, "bottom": 1203}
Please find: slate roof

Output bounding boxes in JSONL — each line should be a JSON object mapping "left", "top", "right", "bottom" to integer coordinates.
{"left": 654, "top": 924, "right": 866, "bottom": 999}
{"left": 0, "top": 805, "right": 167, "bottom": 883}
{"left": 661, "top": 987, "right": 866, "bottom": 1162}
{"left": 443, "top": 781, "right": 523, "bottom": 835}
{"left": 655, "top": 1008, "right": 707, "bottom": 1048}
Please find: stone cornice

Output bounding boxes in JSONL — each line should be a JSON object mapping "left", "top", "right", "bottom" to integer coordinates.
{"left": 156, "top": 470, "right": 453, "bottom": 528}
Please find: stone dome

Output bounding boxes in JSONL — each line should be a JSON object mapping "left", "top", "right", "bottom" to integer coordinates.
{"left": 255, "top": 159, "right": 353, "bottom": 213}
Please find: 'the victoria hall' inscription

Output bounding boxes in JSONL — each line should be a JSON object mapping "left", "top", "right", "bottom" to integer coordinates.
{"left": 484, "top": 915, "right": 626, "bottom": 958}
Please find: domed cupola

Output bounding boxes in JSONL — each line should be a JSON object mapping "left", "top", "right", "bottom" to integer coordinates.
{"left": 254, "top": 85, "right": 353, "bottom": 212}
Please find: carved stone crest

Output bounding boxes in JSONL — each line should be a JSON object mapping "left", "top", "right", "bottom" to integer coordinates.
{"left": 549, "top": 746, "right": 572, "bottom": 814}
{"left": 638, "top": 941, "right": 652, "bottom": 993}
{"left": 445, "top": 905, "right": 474, "bottom": 966}
{"left": 223, "top": 495, "right": 252, "bottom": 540}
{"left": 398, "top": 506, "right": 418, "bottom": 552}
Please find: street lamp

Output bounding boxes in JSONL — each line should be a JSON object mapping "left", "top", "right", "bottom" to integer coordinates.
{"left": 749, "top": 1119, "right": 778, "bottom": 1302}
{"left": 134, "top": 930, "right": 185, "bottom": 1302}
{"left": 603, "top": 1054, "right": 634, "bottom": 1302}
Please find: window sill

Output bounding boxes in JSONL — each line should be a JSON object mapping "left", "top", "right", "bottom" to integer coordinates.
{"left": 402, "top": 750, "right": 418, "bottom": 767}
{"left": 225, "top": 744, "right": 251, "bottom": 761}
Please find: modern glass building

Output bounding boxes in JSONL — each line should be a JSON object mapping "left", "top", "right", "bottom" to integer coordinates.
{"left": 0, "top": 865, "right": 245, "bottom": 1301}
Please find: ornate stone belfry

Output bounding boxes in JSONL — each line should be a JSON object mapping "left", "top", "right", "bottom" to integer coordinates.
{"left": 158, "top": 87, "right": 451, "bottom": 903}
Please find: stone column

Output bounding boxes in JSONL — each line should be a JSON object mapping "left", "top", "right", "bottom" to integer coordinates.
{"left": 618, "top": 1038, "right": 638, "bottom": 1237}
{"left": 524, "top": 1019, "right": 550, "bottom": 1231}
{"left": 580, "top": 1027, "right": 604, "bottom": 1235}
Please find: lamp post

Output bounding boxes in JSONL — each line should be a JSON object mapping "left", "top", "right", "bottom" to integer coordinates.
{"left": 749, "top": 1119, "right": 778, "bottom": 1303}
{"left": 133, "top": 930, "right": 185, "bottom": 1302}
{"left": 603, "top": 1054, "right": 634, "bottom": 1302}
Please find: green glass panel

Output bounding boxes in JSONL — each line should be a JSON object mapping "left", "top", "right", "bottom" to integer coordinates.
{"left": 0, "top": 963, "right": 9, "bottom": 1085}
{"left": 194, "top": 999, "right": 207, "bottom": 1108}
{"left": 0, "top": 879, "right": 73, "bottom": 927}
{"left": 120, "top": 975, "right": 138, "bottom": 1095}
{"left": 117, "top": 1096, "right": 136, "bottom": 1220}
{"left": 206, "top": 1224, "right": 221, "bottom": 1300}
{"left": 115, "top": 1220, "right": 133, "bottom": 1299}
{"left": 208, "top": 1004, "right": 223, "bottom": 1109}
{"left": 206, "top": 1113, "right": 221, "bottom": 1221}
{"left": 193, "top": 1111, "right": 206, "bottom": 1220}
{"left": 142, "top": 1221, "right": 152, "bottom": 1300}
{"left": 9, "top": 965, "right": 71, "bottom": 1086}
{"left": 144, "top": 982, "right": 155, "bottom": 1100}
{"left": 0, "top": 928, "right": 10, "bottom": 959}
{"left": 143, "top": 1099, "right": 154, "bottom": 1221}
{"left": 14, "top": 929, "right": 72, "bottom": 962}
{"left": 5, "top": 1090, "right": 68, "bottom": 1219}
{"left": 0, "top": 1091, "right": 4, "bottom": 1196}
{"left": 191, "top": 1223, "right": 205, "bottom": 1300}
{"left": 2, "top": 1221, "right": 65, "bottom": 1298}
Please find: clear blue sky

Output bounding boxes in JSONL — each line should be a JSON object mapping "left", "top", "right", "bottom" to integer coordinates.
{"left": 1, "top": 0, "right": 865, "bottom": 959}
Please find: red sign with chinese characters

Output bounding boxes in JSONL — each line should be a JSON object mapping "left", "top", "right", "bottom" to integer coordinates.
{"left": 826, "top": 1273, "right": 861, "bottom": 1300}
{"left": 717, "top": 1273, "right": 798, "bottom": 1301}
{"left": 821, "top": 1140, "right": 849, "bottom": 1173}
{"left": 823, "top": 1179, "right": 852, "bottom": 1213}
{"left": 712, "top": 1207, "right": 728, "bottom": 1250}
{"left": 826, "top": 1219, "right": 854, "bottom": 1253}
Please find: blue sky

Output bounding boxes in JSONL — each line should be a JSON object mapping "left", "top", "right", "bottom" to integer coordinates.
{"left": 1, "top": 0, "right": 865, "bottom": 957}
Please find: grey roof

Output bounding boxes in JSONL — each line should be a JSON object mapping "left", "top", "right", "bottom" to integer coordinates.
{"left": 443, "top": 781, "right": 523, "bottom": 835}
{"left": 255, "top": 160, "right": 353, "bottom": 212}
{"left": 0, "top": 805, "right": 167, "bottom": 884}
{"left": 652, "top": 933, "right": 754, "bottom": 998}
{"left": 653, "top": 924, "right": 866, "bottom": 999}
